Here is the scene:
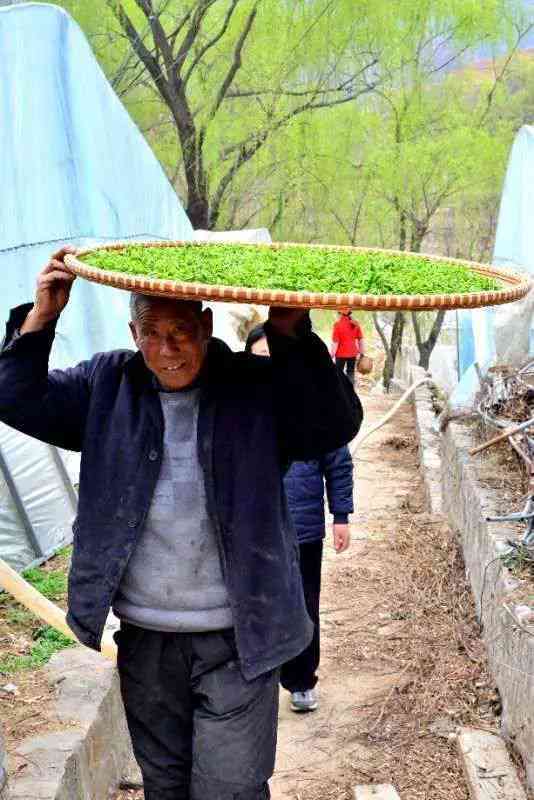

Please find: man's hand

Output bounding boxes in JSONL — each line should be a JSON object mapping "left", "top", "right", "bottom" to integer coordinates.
{"left": 268, "top": 307, "right": 309, "bottom": 338}
{"left": 333, "top": 523, "right": 350, "bottom": 553}
{"left": 21, "top": 246, "right": 77, "bottom": 334}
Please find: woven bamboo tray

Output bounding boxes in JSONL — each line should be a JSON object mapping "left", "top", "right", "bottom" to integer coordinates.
{"left": 64, "top": 241, "right": 531, "bottom": 311}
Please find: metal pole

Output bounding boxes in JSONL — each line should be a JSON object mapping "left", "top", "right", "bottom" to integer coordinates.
{"left": 49, "top": 446, "right": 78, "bottom": 512}
{"left": 0, "top": 446, "right": 43, "bottom": 560}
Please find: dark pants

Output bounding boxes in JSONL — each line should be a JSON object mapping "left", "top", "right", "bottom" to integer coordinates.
{"left": 280, "top": 540, "right": 323, "bottom": 693}
{"left": 116, "top": 624, "right": 279, "bottom": 800}
{"left": 336, "top": 356, "right": 356, "bottom": 383}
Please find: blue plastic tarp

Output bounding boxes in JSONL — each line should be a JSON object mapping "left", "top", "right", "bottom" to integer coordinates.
{"left": 0, "top": 2, "right": 193, "bottom": 368}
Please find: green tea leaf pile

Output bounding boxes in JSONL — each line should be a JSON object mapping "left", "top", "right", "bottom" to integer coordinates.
{"left": 82, "top": 244, "right": 500, "bottom": 296}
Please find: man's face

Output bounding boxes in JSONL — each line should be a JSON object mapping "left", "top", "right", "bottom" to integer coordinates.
{"left": 130, "top": 298, "right": 212, "bottom": 390}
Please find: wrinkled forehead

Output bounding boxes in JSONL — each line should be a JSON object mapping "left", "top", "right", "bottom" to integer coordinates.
{"left": 130, "top": 293, "right": 202, "bottom": 325}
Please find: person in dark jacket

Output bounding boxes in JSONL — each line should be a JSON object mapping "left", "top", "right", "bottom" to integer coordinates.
{"left": 246, "top": 325, "right": 354, "bottom": 713}
{"left": 0, "top": 248, "right": 362, "bottom": 800}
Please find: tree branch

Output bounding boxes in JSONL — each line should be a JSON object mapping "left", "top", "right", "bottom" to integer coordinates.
{"left": 410, "top": 312, "right": 424, "bottom": 351}
{"left": 373, "top": 314, "right": 391, "bottom": 360}
{"left": 134, "top": 0, "right": 176, "bottom": 81}
{"left": 183, "top": 0, "right": 240, "bottom": 86}
{"left": 479, "top": 21, "right": 534, "bottom": 125}
{"left": 107, "top": 1, "right": 173, "bottom": 106}
{"left": 426, "top": 309, "right": 446, "bottom": 351}
{"left": 173, "top": 0, "right": 219, "bottom": 78}
{"left": 169, "top": 8, "right": 194, "bottom": 51}
{"left": 208, "top": 3, "right": 258, "bottom": 121}
{"left": 209, "top": 70, "right": 377, "bottom": 225}
{"left": 226, "top": 71, "right": 375, "bottom": 99}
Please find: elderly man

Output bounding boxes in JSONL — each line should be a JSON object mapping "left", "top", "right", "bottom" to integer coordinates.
{"left": 0, "top": 247, "right": 362, "bottom": 800}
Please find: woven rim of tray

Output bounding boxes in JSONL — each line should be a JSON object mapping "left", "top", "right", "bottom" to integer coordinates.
{"left": 64, "top": 241, "right": 532, "bottom": 311}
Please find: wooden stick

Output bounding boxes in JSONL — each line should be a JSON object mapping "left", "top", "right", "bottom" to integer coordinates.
{"left": 0, "top": 557, "right": 117, "bottom": 662}
{"left": 470, "top": 416, "right": 534, "bottom": 456}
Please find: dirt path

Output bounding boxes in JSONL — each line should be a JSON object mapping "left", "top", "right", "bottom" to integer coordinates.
{"left": 272, "top": 391, "right": 496, "bottom": 800}
{"left": 118, "top": 390, "right": 497, "bottom": 800}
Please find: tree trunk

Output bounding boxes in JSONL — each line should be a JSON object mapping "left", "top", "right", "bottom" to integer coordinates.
{"left": 167, "top": 87, "right": 212, "bottom": 229}
{"left": 187, "top": 196, "right": 210, "bottom": 229}
{"left": 399, "top": 210, "right": 407, "bottom": 252}
{"left": 374, "top": 311, "right": 406, "bottom": 392}
{"left": 388, "top": 312, "right": 405, "bottom": 389}
{"left": 417, "top": 341, "right": 433, "bottom": 370}
{"left": 410, "top": 310, "right": 446, "bottom": 371}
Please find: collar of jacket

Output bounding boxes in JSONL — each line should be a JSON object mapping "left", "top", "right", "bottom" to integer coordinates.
{"left": 121, "top": 336, "right": 234, "bottom": 396}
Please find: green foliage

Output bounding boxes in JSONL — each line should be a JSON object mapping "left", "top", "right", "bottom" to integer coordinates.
{"left": 48, "top": 0, "right": 531, "bottom": 254}
{"left": 500, "top": 543, "right": 534, "bottom": 577}
{"left": 55, "top": 545, "right": 73, "bottom": 560}
{"left": 5, "top": 607, "right": 35, "bottom": 627}
{"left": 48, "top": 0, "right": 532, "bottom": 380}
{"left": 22, "top": 567, "right": 68, "bottom": 602}
{"left": 83, "top": 244, "right": 499, "bottom": 295}
{"left": 0, "top": 626, "right": 73, "bottom": 676}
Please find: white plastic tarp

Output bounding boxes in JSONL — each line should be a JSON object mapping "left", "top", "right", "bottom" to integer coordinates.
{"left": 451, "top": 125, "right": 534, "bottom": 409}
{"left": 0, "top": 2, "right": 193, "bottom": 367}
{"left": 0, "top": 2, "right": 194, "bottom": 568}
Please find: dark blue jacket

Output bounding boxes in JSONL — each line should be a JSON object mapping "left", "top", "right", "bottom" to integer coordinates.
{"left": 284, "top": 447, "right": 354, "bottom": 544}
{"left": 0, "top": 304, "right": 362, "bottom": 680}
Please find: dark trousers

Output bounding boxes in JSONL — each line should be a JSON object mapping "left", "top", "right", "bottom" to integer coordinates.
{"left": 336, "top": 356, "right": 356, "bottom": 383}
{"left": 280, "top": 540, "right": 323, "bottom": 693}
{"left": 116, "top": 624, "right": 279, "bottom": 800}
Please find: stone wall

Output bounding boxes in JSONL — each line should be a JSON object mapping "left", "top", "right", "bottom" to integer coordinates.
{"left": 441, "top": 419, "right": 534, "bottom": 788}
{"left": 411, "top": 372, "right": 534, "bottom": 789}
{"left": 410, "top": 366, "right": 442, "bottom": 515}
{"left": 8, "top": 647, "right": 135, "bottom": 800}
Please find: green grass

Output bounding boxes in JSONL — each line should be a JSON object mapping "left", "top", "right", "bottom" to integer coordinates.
{"left": 0, "top": 626, "right": 73, "bottom": 675}
{"left": 5, "top": 607, "right": 35, "bottom": 626}
{"left": 0, "top": 552, "right": 73, "bottom": 676}
{"left": 54, "top": 545, "right": 73, "bottom": 560}
{"left": 82, "top": 244, "right": 501, "bottom": 296}
{"left": 22, "top": 567, "right": 68, "bottom": 602}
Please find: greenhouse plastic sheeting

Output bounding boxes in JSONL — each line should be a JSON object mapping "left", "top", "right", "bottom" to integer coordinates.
{"left": 0, "top": 2, "right": 193, "bottom": 368}
{"left": 452, "top": 125, "right": 534, "bottom": 409}
{"left": 0, "top": 3, "right": 193, "bottom": 568}
{"left": 0, "top": 425, "right": 77, "bottom": 572}
{"left": 493, "top": 126, "right": 534, "bottom": 275}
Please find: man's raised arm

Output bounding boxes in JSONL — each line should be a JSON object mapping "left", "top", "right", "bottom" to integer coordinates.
{"left": 0, "top": 247, "right": 91, "bottom": 451}
{"left": 265, "top": 308, "right": 363, "bottom": 462}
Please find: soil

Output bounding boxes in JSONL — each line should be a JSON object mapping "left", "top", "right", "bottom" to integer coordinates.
{"left": 116, "top": 389, "right": 501, "bottom": 800}
{"left": 0, "top": 548, "right": 71, "bottom": 752}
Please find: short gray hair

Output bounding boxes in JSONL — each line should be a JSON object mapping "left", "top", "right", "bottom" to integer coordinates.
{"left": 129, "top": 293, "right": 202, "bottom": 321}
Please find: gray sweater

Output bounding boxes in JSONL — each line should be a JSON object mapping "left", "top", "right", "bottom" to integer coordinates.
{"left": 113, "top": 389, "right": 233, "bottom": 632}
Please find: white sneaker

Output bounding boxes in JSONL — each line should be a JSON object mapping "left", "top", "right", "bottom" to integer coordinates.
{"left": 290, "top": 690, "right": 318, "bottom": 712}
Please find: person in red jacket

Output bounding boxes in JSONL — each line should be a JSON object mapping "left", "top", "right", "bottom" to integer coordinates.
{"left": 330, "top": 309, "right": 365, "bottom": 384}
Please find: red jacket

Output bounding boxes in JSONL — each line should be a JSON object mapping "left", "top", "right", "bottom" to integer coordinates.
{"left": 332, "top": 316, "right": 363, "bottom": 358}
